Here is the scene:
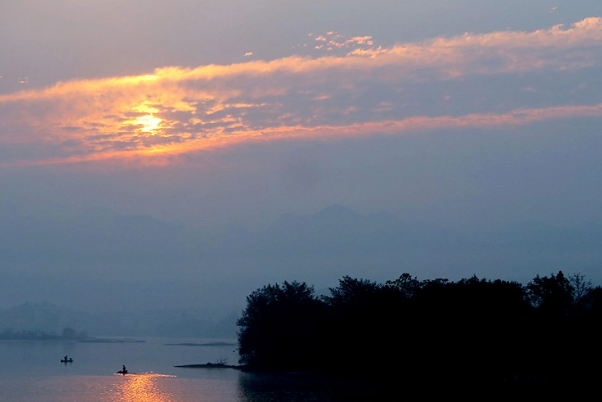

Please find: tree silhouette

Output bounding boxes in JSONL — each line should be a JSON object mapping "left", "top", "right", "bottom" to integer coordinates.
{"left": 237, "top": 281, "right": 327, "bottom": 370}
{"left": 568, "top": 272, "right": 593, "bottom": 314}
{"left": 385, "top": 273, "right": 420, "bottom": 298}
{"left": 526, "top": 271, "right": 573, "bottom": 316}
{"left": 323, "top": 276, "right": 383, "bottom": 306}
{"left": 236, "top": 271, "right": 602, "bottom": 385}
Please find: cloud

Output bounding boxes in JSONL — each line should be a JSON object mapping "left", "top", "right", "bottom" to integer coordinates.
{"left": 1, "top": 18, "right": 602, "bottom": 166}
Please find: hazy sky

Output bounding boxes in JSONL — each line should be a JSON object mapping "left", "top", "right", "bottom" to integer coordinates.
{"left": 1, "top": 1, "right": 602, "bottom": 313}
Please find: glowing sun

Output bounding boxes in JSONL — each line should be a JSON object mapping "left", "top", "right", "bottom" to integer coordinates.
{"left": 135, "top": 113, "right": 162, "bottom": 134}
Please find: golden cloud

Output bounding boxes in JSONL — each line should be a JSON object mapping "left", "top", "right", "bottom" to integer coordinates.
{"left": 1, "top": 18, "right": 601, "bottom": 166}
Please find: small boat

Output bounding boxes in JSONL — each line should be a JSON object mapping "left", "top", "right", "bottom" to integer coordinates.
{"left": 61, "top": 358, "right": 73, "bottom": 363}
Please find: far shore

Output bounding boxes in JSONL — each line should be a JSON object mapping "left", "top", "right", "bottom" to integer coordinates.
{"left": 174, "top": 363, "right": 245, "bottom": 369}
{"left": 164, "top": 341, "right": 235, "bottom": 347}
{"left": 0, "top": 335, "right": 146, "bottom": 343}
{"left": 77, "top": 337, "right": 146, "bottom": 343}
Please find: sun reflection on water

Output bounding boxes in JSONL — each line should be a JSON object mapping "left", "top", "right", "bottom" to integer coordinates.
{"left": 109, "top": 373, "right": 176, "bottom": 402}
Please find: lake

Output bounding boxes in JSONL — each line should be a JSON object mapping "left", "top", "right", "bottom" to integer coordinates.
{"left": 0, "top": 337, "right": 338, "bottom": 401}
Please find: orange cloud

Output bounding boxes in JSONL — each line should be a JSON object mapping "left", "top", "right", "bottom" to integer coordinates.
{"left": 3, "top": 103, "right": 601, "bottom": 168}
{"left": 0, "top": 18, "right": 601, "bottom": 166}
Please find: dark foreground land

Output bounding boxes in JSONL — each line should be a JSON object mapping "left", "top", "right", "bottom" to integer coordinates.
{"left": 240, "top": 369, "right": 599, "bottom": 401}
{"left": 175, "top": 359, "right": 599, "bottom": 400}
{"left": 234, "top": 271, "right": 602, "bottom": 395}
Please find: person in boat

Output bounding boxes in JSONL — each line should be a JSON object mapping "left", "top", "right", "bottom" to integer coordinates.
{"left": 121, "top": 365, "right": 127, "bottom": 375}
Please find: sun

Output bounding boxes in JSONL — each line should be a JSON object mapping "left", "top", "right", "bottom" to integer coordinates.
{"left": 129, "top": 103, "right": 163, "bottom": 135}
{"left": 135, "top": 113, "right": 162, "bottom": 134}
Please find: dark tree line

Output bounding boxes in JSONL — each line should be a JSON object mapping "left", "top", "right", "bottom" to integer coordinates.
{"left": 237, "top": 271, "right": 602, "bottom": 384}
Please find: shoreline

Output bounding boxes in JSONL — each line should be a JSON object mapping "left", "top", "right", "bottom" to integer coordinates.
{"left": 0, "top": 336, "right": 146, "bottom": 343}
{"left": 164, "top": 341, "right": 235, "bottom": 347}
{"left": 174, "top": 363, "right": 245, "bottom": 369}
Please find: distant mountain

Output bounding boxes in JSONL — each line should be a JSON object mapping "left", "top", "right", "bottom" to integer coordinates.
{"left": 6, "top": 204, "right": 601, "bottom": 264}
{"left": 2, "top": 205, "right": 602, "bottom": 316}
{"left": 270, "top": 204, "right": 402, "bottom": 234}
{"left": 254, "top": 204, "right": 406, "bottom": 257}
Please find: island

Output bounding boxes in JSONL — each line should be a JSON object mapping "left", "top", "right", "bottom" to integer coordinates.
{"left": 164, "top": 341, "right": 235, "bottom": 347}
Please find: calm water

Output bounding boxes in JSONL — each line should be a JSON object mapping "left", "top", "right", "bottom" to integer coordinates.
{"left": 0, "top": 338, "right": 335, "bottom": 401}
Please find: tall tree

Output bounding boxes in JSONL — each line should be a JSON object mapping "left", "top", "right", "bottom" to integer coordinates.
{"left": 568, "top": 272, "right": 593, "bottom": 313}
{"left": 526, "top": 271, "right": 573, "bottom": 316}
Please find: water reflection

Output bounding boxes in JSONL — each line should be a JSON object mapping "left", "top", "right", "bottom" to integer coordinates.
{"left": 237, "top": 372, "right": 335, "bottom": 402}
{"left": 109, "top": 374, "right": 176, "bottom": 402}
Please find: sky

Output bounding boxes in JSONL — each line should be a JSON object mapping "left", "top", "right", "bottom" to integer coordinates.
{"left": 1, "top": 1, "right": 602, "bottom": 316}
